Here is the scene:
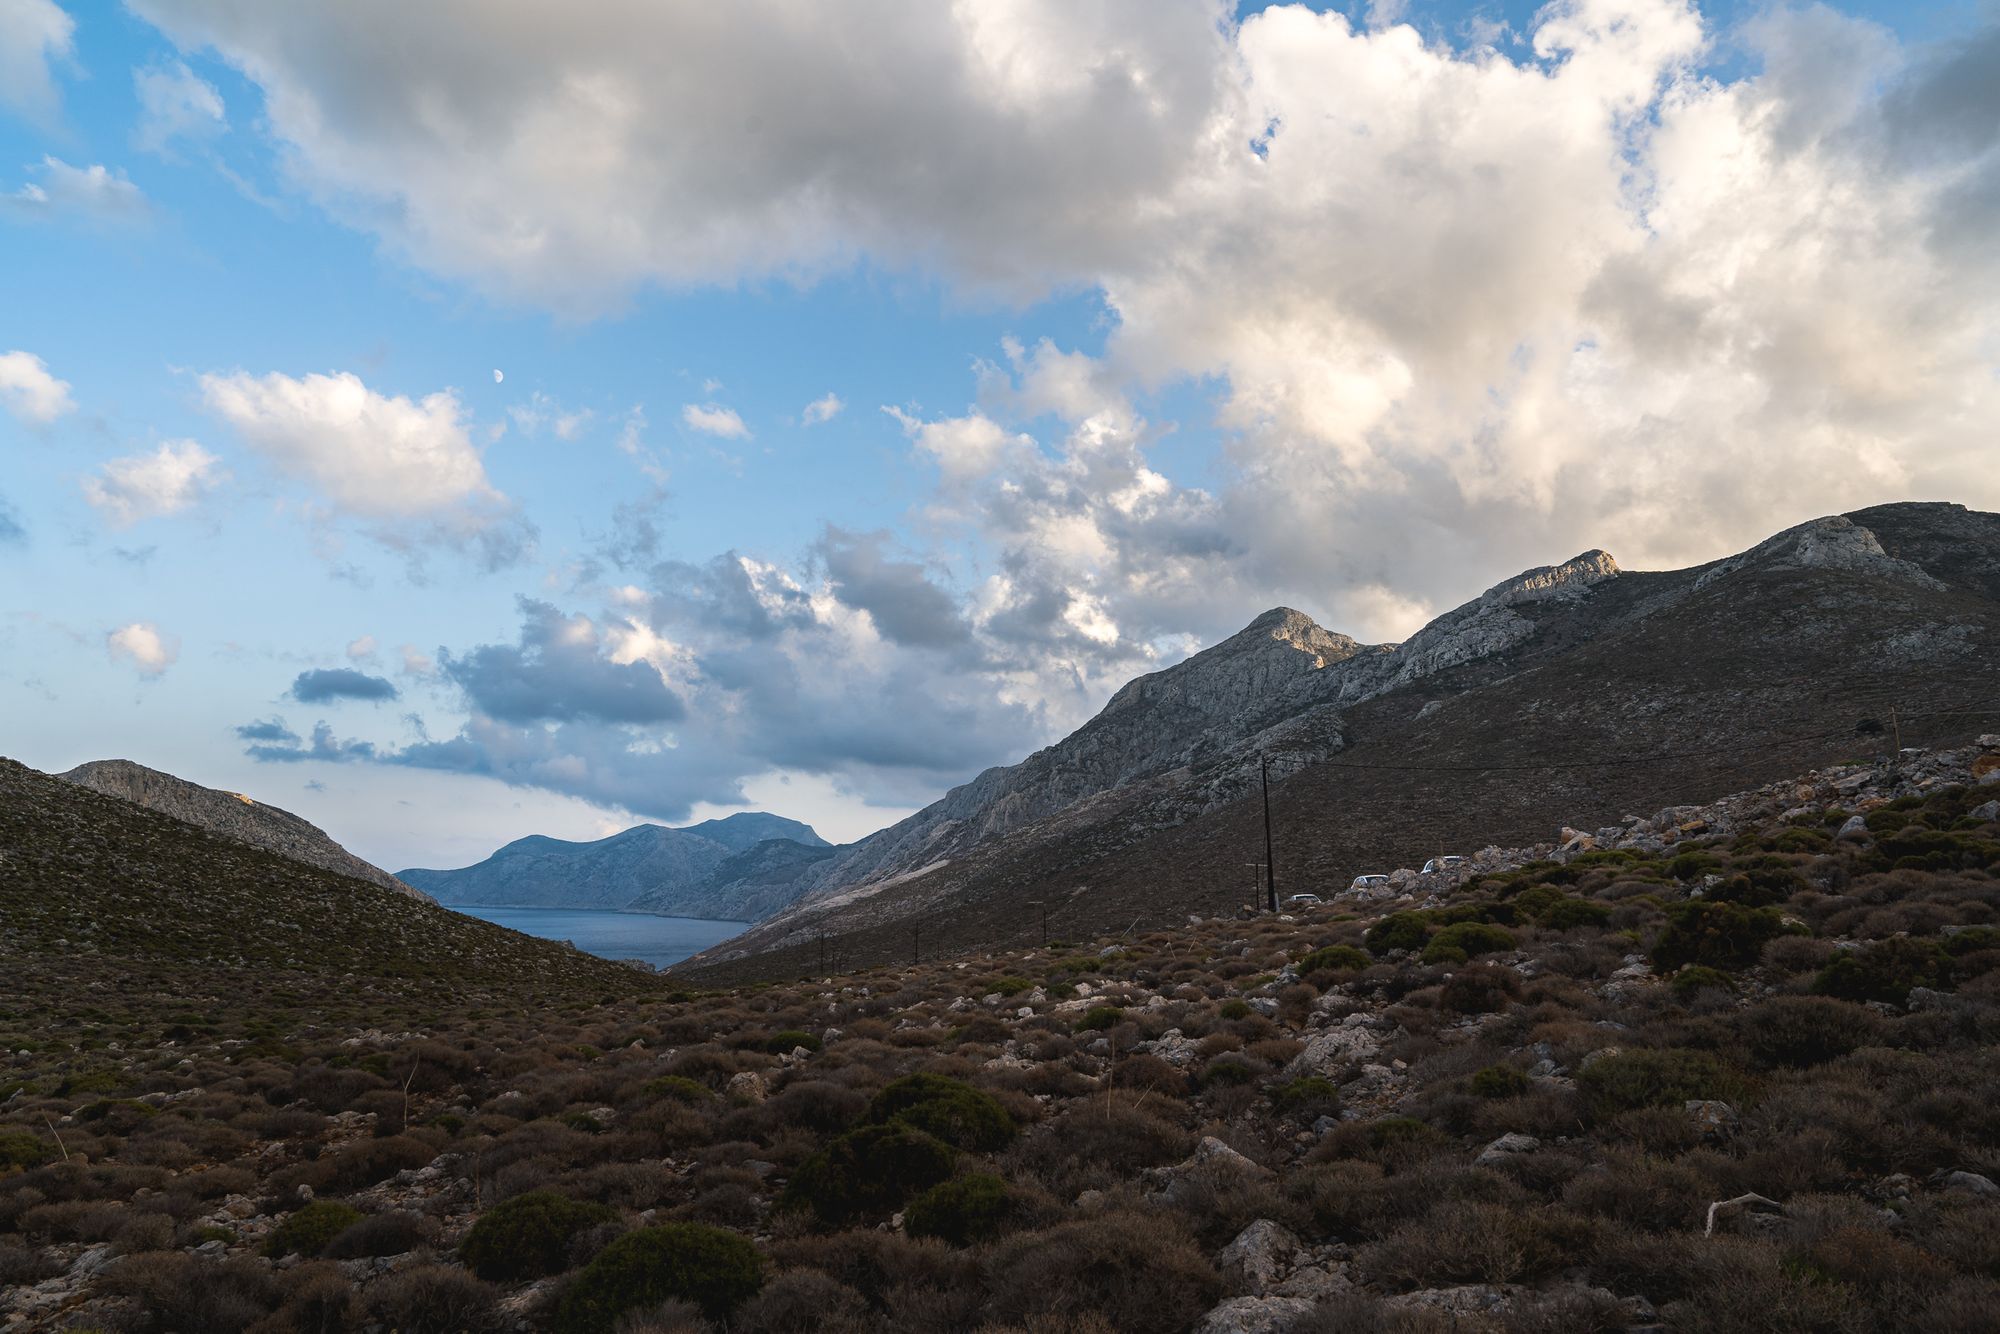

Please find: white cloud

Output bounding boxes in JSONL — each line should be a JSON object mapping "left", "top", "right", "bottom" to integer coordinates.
{"left": 801, "top": 392, "right": 843, "bottom": 426}
{"left": 4, "top": 157, "right": 150, "bottom": 223}
{"left": 681, "top": 402, "right": 749, "bottom": 440}
{"left": 0, "top": 349, "right": 74, "bottom": 423}
{"left": 107, "top": 622, "right": 178, "bottom": 677}
{"left": 82, "top": 439, "right": 223, "bottom": 526}
{"left": 198, "top": 368, "right": 528, "bottom": 562}
{"left": 508, "top": 391, "right": 591, "bottom": 440}
{"left": 143, "top": 1, "right": 2000, "bottom": 690}
{"left": 0, "top": 0, "right": 72, "bottom": 124}
{"left": 133, "top": 58, "right": 225, "bottom": 153}
{"left": 346, "top": 634, "right": 378, "bottom": 661}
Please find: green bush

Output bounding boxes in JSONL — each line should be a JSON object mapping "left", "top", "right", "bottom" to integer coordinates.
{"left": 904, "top": 1172, "right": 1034, "bottom": 1246}
{"left": 1577, "top": 1048, "right": 1744, "bottom": 1121}
{"left": 552, "top": 1223, "right": 763, "bottom": 1332}
{"left": 1469, "top": 1065, "right": 1530, "bottom": 1099}
{"left": 1198, "top": 1057, "right": 1259, "bottom": 1088}
{"left": 1538, "top": 898, "right": 1613, "bottom": 931}
{"left": 865, "top": 1073, "right": 1015, "bottom": 1151}
{"left": 1650, "top": 900, "right": 1798, "bottom": 971}
{"left": 764, "top": 1029, "right": 821, "bottom": 1054}
{"left": 1074, "top": 1006, "right": 1125, "bottom": 1032}
{"left": 1270, "top": 1076, "right": 1340, "bottom": 1115}
{"left": 0, "top": 1131, "right": 50, "bottom": 1170}
{"left": 1295, "top": 944, "right": 1371, "bottom": 975}
{"left": 780, "top": 1122, "right": 958, "bottom": 1225}
{"left": 264, "top": 1200, "right": 365, "bottom": 1257}
{"left": 1422, "top": 922, "right": 1515, "bottom": 965}
{"left": 1366, "top": 912, "right": 1431, "bottom": 956}
{"left": 1814, "top": 938, "right": 1951, "bottom": 1005}
{"left": 641, "top": 1075, "right": 714, "bottom": 1104}
{"left": 1217, "top": 1000, "right": 1251, "bottom": 1020}
{"left": 1670, "top": 965, "right": 1736, "bottom": 997}
{"left": 460, "top": 1189, "right": 619, "bottom": 1281}
{"left": 989, "top": 976, "right": 1033, "bottom": 996}
{"left": 1668, "top": 852, "right": 1721, "bottom": 881}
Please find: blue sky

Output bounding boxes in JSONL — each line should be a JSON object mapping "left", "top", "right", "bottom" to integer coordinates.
{"left": 3, "top": 0, "right": 1996, "bottom": 869}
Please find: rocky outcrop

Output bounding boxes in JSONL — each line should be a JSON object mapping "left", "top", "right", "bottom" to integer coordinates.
{"left": 401, "top": 815, "right": 829, "bottom": 920}
{"left": 1693, "top": 514, "right": 1945, "bottom": 591}
{"left": 59, "top": 759, "right": 423, "bottom": 899}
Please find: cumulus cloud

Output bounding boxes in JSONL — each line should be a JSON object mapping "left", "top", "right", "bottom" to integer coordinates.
{"left": 134, "top": 58, "right": 226, "bottom": 154}
{"left": 0, "top": 349, "right": 75, "bottom": 423}
{"left": 346, "top": 634, "right": 377, "bottom": 660}
{"left": 681, "top": 403, "right": 749, "bottom": 440}
{"left": 82, "top": 439, "right": 223, "bottom": 526}
{"left": 290, "top": 667, "right": 399, "bottom": 703}
{"left": 0, "top": 0, "right": 73, "bottom": 124}
{"left": 801, "top": 392, "right": 843, "bottom": 426}
{"left": 4, "top": 157, "right": 150, "bottom": 223}
{"left": 235, "top": 717, "right": 298, "bottom": 744}
{"left": 440, "top": 598, "right": 684, "bottom": 725}
{"left": 107, "top": 622, "right": 177, "bottom": 677}
{"left": 198, "top": 368, "right": 531, "bottom": 563}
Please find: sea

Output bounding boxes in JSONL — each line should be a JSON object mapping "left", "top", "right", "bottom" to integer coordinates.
{"left": 453, "top": 905, "right": 747, "bottom": 970}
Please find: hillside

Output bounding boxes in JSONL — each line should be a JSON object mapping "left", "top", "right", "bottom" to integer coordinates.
{"left": 4, "top": 740, "right": 1996, "bottom": 1332}
{"left": 399, "top": 814, "right": 829, "bottom": 920}
{"left": 0, "top": 757, "right": 651, "bottom": 1025}
{"left": 59, "top": 758, "right": 422, "bottom": 899}
{"left": 687, "top": 502, "right": 2000, "bottom": 982}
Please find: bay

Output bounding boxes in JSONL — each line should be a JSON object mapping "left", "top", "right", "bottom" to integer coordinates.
{"left": 454, "top": 905, "right": 746, "bottom": 970}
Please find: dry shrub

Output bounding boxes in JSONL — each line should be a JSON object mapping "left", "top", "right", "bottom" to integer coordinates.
{"left": 770, "top": 1228, "right": 975, "bottom": 1309}
{"left": 734, "top": 1268, "right": 873, "bottom": 1334}
{"left": 365, "top": 1262, "right": 503, "bottom": 1334}
{"left": 109, "top": 1252, "right": 281, "bottom": 1332}
{"left": 1561, "top": 1151, "right": 1713, "bottom": 1231}
{"left": 1357, "top": 1201, "right": 1583, "bottom": 1289}
{"left": 322, "top": 1209, "right": 434, "bottom": 1259}
{"left": 981, "top": 1210, "right": 1222, "bottom": 1334}
{"left": 1007, "top": 1096, "right": 1190, "bottom": 1197}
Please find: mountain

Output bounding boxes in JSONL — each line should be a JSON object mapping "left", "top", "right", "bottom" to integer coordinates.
{"left": 59, "top": 758, "right": 423, "bottom": 899}
{"left": 684, "top": 501, "right": 2000, "bottom": 980}
{"left": 399, "top": 813, "right": 830, "bottom": 919}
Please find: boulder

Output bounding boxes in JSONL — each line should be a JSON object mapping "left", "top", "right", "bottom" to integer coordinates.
{"left": 1686, "top": 1100, "right": 1739, "bottom": 1140}
{"left": 1970, "top": 800, "right": 1999, "bottom": 822}
{"left": 1193, "top": 1296, "right": 1318, "bottom": 1334}
{"left": 1217, "top": 1219, "right": 1304, "bottom": 1295}
{"left": 1937, "top": 1170, "right": 1999, "bottom": 1198}
{"left": 1285, "top": 1024, "right": 1382, "bottom": 1077}
{"left": 1837, "top": 814, "right": 1871, "bottom": 841}
{"left": 1474, "top": 1133, "right": 1540, "bottom": 1169}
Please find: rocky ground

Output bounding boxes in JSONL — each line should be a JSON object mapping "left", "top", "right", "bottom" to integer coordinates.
{"left": 4, "top": 741, "right": 1998, "bottom": 1331}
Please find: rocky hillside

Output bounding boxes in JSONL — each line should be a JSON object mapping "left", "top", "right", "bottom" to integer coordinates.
{"left": 60, "top": 758, "right": 422, "bottom": 899}
{"left": 689, "top": 501, "right": 2000, "bottom": 981}
{"left": 6, "top": 740, "right": 1996, "bottom": 1332}
{"left": 400, "top": 814, "right": 828, "bottom": 920}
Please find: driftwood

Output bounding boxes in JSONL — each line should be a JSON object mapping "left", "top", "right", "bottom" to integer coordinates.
{"left": 1704, "top": 1192, "right": 1785, "bottom": 1236}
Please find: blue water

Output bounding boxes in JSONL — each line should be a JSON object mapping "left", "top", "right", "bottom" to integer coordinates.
{"left": 455, "top": 906, "right": 747, "bottom": 970}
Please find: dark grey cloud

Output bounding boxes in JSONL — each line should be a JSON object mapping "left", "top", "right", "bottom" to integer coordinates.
{"left": 815, "top": 527, "right": 971, "bottom": 649}
{"left": 439, "top": 597, "right": 683, "bottom": 724}
{"left": 291, "top": 667, "right": 400, "bottom": 703}
{"left": 244, "top": 720, "right": 377, "bottom": 763}
{"left": 644, "top": 555, "right": 814, "bottom": 643}
{"left": 235, "top": 717, "right": 299, "bottom": 744}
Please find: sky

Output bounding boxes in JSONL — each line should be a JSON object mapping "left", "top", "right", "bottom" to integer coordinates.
{"left": 2, "top": 0, "right": 1996, "bottom": 872}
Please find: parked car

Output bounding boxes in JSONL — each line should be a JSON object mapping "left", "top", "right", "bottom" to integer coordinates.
{"left": 1287, "top": 893, "right": 1323, "bottom": 907}
{"left": 1349, "top": 874, "right": 1391, "bottom": 890}
{"left": 1422, "top": 856, "right": 1467, "bottom": 874}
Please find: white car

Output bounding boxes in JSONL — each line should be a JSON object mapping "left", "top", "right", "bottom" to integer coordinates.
{"left": 1421, "top": 856, "right": 1468, "bottom": 874}
{"left": 1287, "top": 893, "right": 1323, "bottom": 907}
{"left": 1349, "top": 874, "right": 1391, "bottom": 890}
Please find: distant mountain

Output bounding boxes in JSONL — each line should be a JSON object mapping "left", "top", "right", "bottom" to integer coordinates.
{"left": 59, "top": 758, "right": 423, "bottom": 899}
{"left": 686, "top": 501, "right": 2000, "bottom": 979}
{"left": 400, "top": 814, "right": 830, "bottom": 920}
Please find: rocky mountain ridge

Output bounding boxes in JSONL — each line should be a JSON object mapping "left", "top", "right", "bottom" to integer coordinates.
{"left": 400, "top": 814, "right": 829, "bottom": 921}
{"left": 686, "top": 501, "right": 2000, "bottom": 980}
{"left": 58, "top": 759, "right": 422, "bottom": 899}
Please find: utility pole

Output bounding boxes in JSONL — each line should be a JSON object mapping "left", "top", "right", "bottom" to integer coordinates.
{"left": 819, "top": 931, "right": 827, "bottom": 975}
{"left": 1242, "top": 863, "right": 1266, "bottom": 916}
{"left": 911, "top": 923, "right": 920, "bottom": 966}
{"left": 1891, "top": 705, "right": 1902, "bottom": 753}
{"left": 1261, "top": 752, "right": 1278, "bottom": 912}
